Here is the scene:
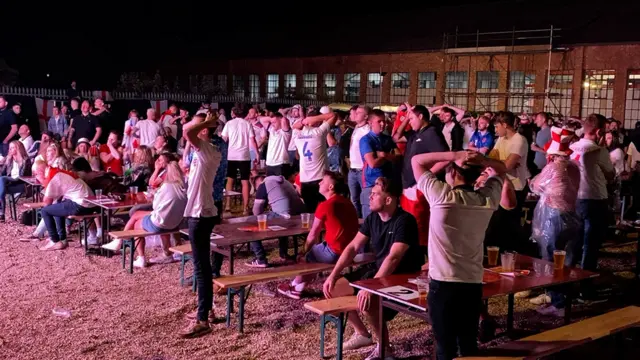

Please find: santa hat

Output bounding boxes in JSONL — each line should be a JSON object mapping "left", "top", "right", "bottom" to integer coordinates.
{"left": 544, "top": 126, "right": 575, "bottom": 156}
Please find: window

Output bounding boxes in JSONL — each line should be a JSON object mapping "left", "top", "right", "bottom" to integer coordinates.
{"left": 344, "top": 73, "right": 361, "bottom": 102}
{"left": 544, "top": 72, "right": 573, "bottom": 117}
{"left": 267, "top": 74, "right": 279, "bottom": 99}
{"left": 508, "top": 71, "right": 536, "bottom": 114}
{"left": 303, "top": 74, "right": 317, "bottom": 99}
{"left": 417, "top": 72, "right": 437, "bottom": 106}
{"left": 216, "top": 75, "right": 227, "bottom": 95}
{"left": 232, "top": 75, "right": 244, "bottom": 98}
{"left": 390, "top": 72, "right": 410, "bottom": 104}
{"left": 475, "top": 71, "right": 499, "bottom": 112}
{"left": 323, "top": 74, "right": 336, "bottom": 101}
{"left": 625, "top": 71, "right": 640, "bottom": 129}
{"left": 284, "top": 74, "right": 296, "bottom": 98}
{"left": 581, "top": 70, "right": 615, "bottom": 118}
{"left": 366, "top": 73, "right": 382, "bottom": 104}
{"left": 249, "top": 74, "right": 260, "bottom": 100}
{"left": 445, "top": 71, "right": 468, "bottom": 109}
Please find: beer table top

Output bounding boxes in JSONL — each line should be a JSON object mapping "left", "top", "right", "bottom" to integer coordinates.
{"left": 350, "top": 254, "right": 599, "bottom": 312}
{"left": 85, "top": 194, "right": 151, "bottom": 210}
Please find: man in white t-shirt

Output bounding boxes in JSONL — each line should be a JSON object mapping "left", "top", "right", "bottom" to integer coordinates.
{"left": 284, "top": 105, "right": 304, "bottom": 171}
{"left": 246, "top": 107, "right": 268, "bottom": 165}
{"left": 265, "top": 112, "right": 291, "bottom": 177}
{"left": 411, "top": 150, "right": 505, "bottom": 360}
{"left": 159, "top": 104, "right": 179, "bottom": 140}
{"left": 347, "top": 105, "right": 370, "bottom": 218}
{"left": 488, "top": 111, "right": 531, "bottom": 252}
{"left": 179, "top": 112, "right": 222, "bottom": 338}
{"left": 35, "top": 161, "right": 97, "bottom": 251}
{"left": 292, "top": 109, "right": 336, "bottom": 212}
{"left": 134, "top": 108, "right": 163, "bottom": 147}
{"left": 221, "top": 105, "right": 259, "bottom": 215}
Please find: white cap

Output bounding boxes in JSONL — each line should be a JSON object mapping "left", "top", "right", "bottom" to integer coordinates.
{"left": 320, "top": 106, "right": 331, "bottom": 114}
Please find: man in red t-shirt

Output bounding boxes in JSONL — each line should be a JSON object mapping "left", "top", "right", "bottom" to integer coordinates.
{"left": 99, "top": 130, "right": 124, "bottom": 176}
{"left": 391, "top": 104, "right": 408, "bottom": 155}
{"left": 277, "top": 171, "right": 358, "bottom": 299}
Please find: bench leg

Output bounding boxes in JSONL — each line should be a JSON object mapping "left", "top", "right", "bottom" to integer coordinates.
{"left": 121, "top": 239, "right": 126, "bottom": 269}
{"left": 320, "top": 314, "right": 326, "bottom": 358}
{"left": 179, "top": 255, "right": 186, "bottom": 286}
{"left": 82, "top": 218, "right": 89, "bottom": 256}
{"left": 226, "top": 288, "right": 233, "bottom": 328}
{"left": 336, "top": 313, "right": 345, "bottom": 360}
{"left": 507, "top": 293, "right": 515, "bottom": 333}
{"left": 229, "top": 245, "right": 235, "bottom": 275}
{"left": 238, "top": 286, "right": 246, "bottom": 333}
{"left": 129, "top": 239, "right": 135, "bottom": 274}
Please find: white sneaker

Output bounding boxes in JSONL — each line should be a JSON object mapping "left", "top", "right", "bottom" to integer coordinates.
{"left": 343, "top": 332, "right": 374, "bottom": 351}
{"left": 515, "top": 290, "right": 531, "bottom": 298}
{"left": 149, "top": 254, "right": 177, "bottom": 265}
{"left": 101, "top": 239, "right": 121, "bottom": 252}
{"left": 364, "top": 345, "right": 395, "bottom": 360}
{"left": 172, "top": 253, "right": 182, "bottom": 261}
{"left": 133, "top": 256, "right": 147, "bottom": 268}
{"left": 529, "top": 293, "right": 552, "bottom": 305}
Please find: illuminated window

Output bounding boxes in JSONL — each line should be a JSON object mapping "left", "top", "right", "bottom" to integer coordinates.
{"left": 366, "top": 73, "right": 381, "bottom": 104}
{"left": 581, "top": 70, "right": 615, "bottom": 118}
{"left": 249, "top": 74, "right": 260, "bottom": 100}
{"left": 508, "top": 71, "right": 536, "bottom": 114}
{"left": 216, "top": 75, "right": 227, "bottom": 95}
{"left": 390, "top": 72, "right": 410, "bottom": 104}
{"left": 284, "top": 74, "right": 296, "bottom": 98}
{"left": 624, "top": 71, "right": 640, "bottom": 129}
{"left": 344, "top": 73, "right": 361, "bottom": 102}
{"left": 267, "top": 74, "right": 279, "bottom": 99}
{"left": 475, "top": 71, "right": 499, "bottom": 112}
{"left": 232, "top": 75, "right": 244, "bottom": 98}
{"left": 323, "top": 74, "right": 336, "bottom": 101}
{"left": 303, "top": 74, "right": 317, "bottom": 99}
{"left": 544, "top": 72, "right": 573, "bottom": 117}
{"left": 445, "top": 71, "right": 468, "bottom": 109}
{"left": 417, "top": 72, "right": 437, "bottom": 106}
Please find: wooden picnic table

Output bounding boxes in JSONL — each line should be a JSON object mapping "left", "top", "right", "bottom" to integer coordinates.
{"left": 350, "top": 254, "right": 599, "bottom": 359}
{"left": 18, "top": 176, "right": 43, "bottom": 202}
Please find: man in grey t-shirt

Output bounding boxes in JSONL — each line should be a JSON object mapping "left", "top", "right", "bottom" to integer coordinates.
{"left": 532, "top": 112, "right": 552, "bottom": 173}
{"left": 248, "top": 175, "right": 306, "bottom": 267}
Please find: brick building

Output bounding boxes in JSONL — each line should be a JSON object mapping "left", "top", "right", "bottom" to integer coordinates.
{"left": 194, "top": 40, "right": 640, "bottom": 129}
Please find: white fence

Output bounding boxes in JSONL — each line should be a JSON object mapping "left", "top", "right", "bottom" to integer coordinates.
{"left": 0, "top": 86, "right": 325, "bottom": 106}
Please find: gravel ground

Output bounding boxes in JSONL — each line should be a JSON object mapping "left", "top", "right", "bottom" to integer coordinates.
{"left": 1, "top": 204, "right": 639, "bottom": 360}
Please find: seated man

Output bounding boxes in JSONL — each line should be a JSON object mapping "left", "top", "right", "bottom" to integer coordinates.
{"left": 246, "top": 174, "right": 306, "bottom": 268}
{"left": 34, "top": 160, "right": 98, "bottom": 251}
{"left": 322, "top": 177, "right": 423, "bottom": 359}
{"left": 277, "top": 171, "right": 359, "bottom": 299}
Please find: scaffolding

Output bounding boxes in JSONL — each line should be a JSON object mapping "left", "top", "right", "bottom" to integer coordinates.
{"left": 441, "top": 26, "right": 572, "bottom": 117}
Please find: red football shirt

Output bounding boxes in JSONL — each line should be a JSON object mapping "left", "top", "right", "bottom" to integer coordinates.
{"left": 314, "top": 194, "right": 359, "bottom": 255}
{"left": 99, "top": 144, "right": 123, "bottom": 176}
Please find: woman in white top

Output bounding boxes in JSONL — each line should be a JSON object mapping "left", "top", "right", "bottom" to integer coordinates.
{"left": 605, "top": 130, "right": 627, "bottom": 215}
{"left": 0, "top": 140, "right": 31, "bottom": 221}
{"left": 102, "top": 161, "right": 188, "bottom": 268}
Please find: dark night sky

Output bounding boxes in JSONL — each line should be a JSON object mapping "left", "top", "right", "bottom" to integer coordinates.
{"left": 2, "top": 0, "right": 638, "bottom": 89}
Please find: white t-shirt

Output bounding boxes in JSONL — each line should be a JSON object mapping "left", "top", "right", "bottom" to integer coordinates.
{"left": 221, "top": 118, "right": 255, "bottom": 161}
{"left": 627, "top": 142, "right": 640, "bottom": 166}
{"left": 151, "top": 182, "right": 187, "bottom": 229}
{"left": 295, "top": 122, "right": 331, "bottom": 183}
{"left": 442, "top": 121, "right": 455, "bottom": 150}
{"left": 349, "top": 124, "right": 370, "bottom": 170}
{"left": 185, "top": 138, "right": 221, "bottom": 218}
{"left": 44, "top": 172, "right": 95, "bottom": 207}
{"left": 462, "top": 123, "right": 475, "bottom": 150}
{"left": 418, "top": 171, "right": 502, "bottom": 283}
{"left": 266, "top": 128, "right": 292, "bottom": 166}
{"left": 160, "top": 114, "right": 178, "bottom": 139}
{"left": 136, "top": 119, "right": 162, "bottom": 147}
{"left": 569, "top": 138, "right": 614, "bottom": 200}
{"left": 492, "top": 133, "right": 531, "bottom": 191}
{"left": 610, "top": 148, "right": 626, "bottom": 175}
{"left": 287, "top": 116, "right": 300, "bottom": 151}
{"left": 10, "top": 161, "right": 19, "bottom": 179}
{"left": 251, "top": 122, "right": 267, "bottom": 153}
{"left": 20, "top": 136, "right": 34, "bottom": 153}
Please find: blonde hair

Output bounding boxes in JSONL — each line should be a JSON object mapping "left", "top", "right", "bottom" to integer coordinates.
{"left": 7, "top": 140, "right": 28, "bottom": 166}
{"left": 133, "top": 146, "right": 153, "bottom": 168}
{"left": 163, "top": 161, "right": 184, "bottom": 188}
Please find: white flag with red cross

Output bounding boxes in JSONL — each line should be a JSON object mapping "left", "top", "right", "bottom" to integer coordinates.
{"left": 151, "top": 100, "right": 168, "bottom": 116}
{"left": 92, "top": 90, "right": 113, "bottom": 101}
{"left": 35, "top": 98, "right": 54, "bottom": 122}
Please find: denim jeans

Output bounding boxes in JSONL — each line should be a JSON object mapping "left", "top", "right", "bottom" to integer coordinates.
{"left": 305, "top": 242, "right": 339, "bottom": 263}
{"left": 0, "top": 176, "right": 25, "bottom": 215}
{"left": 188, "top": 216, "right": 216, "bottom": 322}
{"left": 210, "top": 200, "right": 224, "bottom": 275}
{"left": 41, "top": 199, "right": 94, "bottom": 242}
{"left": 428, "top": 279, "right": 482, "bottom": 360}
{"left": 576, "top": 199, "right": 608, "bottom": 272}
{"left": 249, "top": 212, "right": 289, "bottom": 262}
{"left": 347, "top": 169, "right": 363, "bottom": 218}
{"left": 360, "top": 186, "right": 373, "bottom": 220}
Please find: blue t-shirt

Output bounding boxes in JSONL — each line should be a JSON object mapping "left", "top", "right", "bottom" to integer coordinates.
{"left": 359, "top": 131, "right": 397, "bottom": 188}
{"left": 469, "top": 130, "right": 495, "bottom": 151}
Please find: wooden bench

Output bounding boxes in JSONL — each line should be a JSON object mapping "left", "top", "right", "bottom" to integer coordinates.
{"left": 305, "top": 296, "right": 358, "bottom": 360}
{"left": 68, "top": 213, "right": 101, "bottom": 255}
{"left": 169, "top": 242, "right": 231, "bottom": 288}
{"left": 456, "top": 306, "right": 640, "bottom": 359}
{"left": 215, "top": 256, "right": 374, "bottom": 333}
{"left": 108, "top": 229, "right": 182, "bottom": 274}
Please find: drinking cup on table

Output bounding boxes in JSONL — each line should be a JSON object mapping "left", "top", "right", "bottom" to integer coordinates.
{"left": 416, "top": 279, "right": 428, "bottom": 300}
{"left": 301, "top": 213, "right": 311, "bottom": 229}
{"left": 129, "top": 186, "right": 138, "bottom": 200}
{"left": 257, "top": 214, "right": 268, "bottom": 231}
{"left": 487, "top": 246, "right": 499, "bottom": 266}
{"left": 95, "top": 189, "right": 103, "bottom": 198}
{"left": 553, "top": 250, "right": 566, "bottom": 270}
{"left": 501, "top": 251, "right": 516, "bottom": 272}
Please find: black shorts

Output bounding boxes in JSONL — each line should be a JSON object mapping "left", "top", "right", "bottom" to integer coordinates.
{"left": 227, "top": 160, "right": 251, "bottom": 180}
{"left": 343, "top": 265, "right": 399, "bottom": 321}
{"left": 266, "top": 164, "right": 291, "bottom": 178}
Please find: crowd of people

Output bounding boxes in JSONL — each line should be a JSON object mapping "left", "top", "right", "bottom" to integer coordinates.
{"left": 1, "top": 91, "right": 639, "bottom": 360}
